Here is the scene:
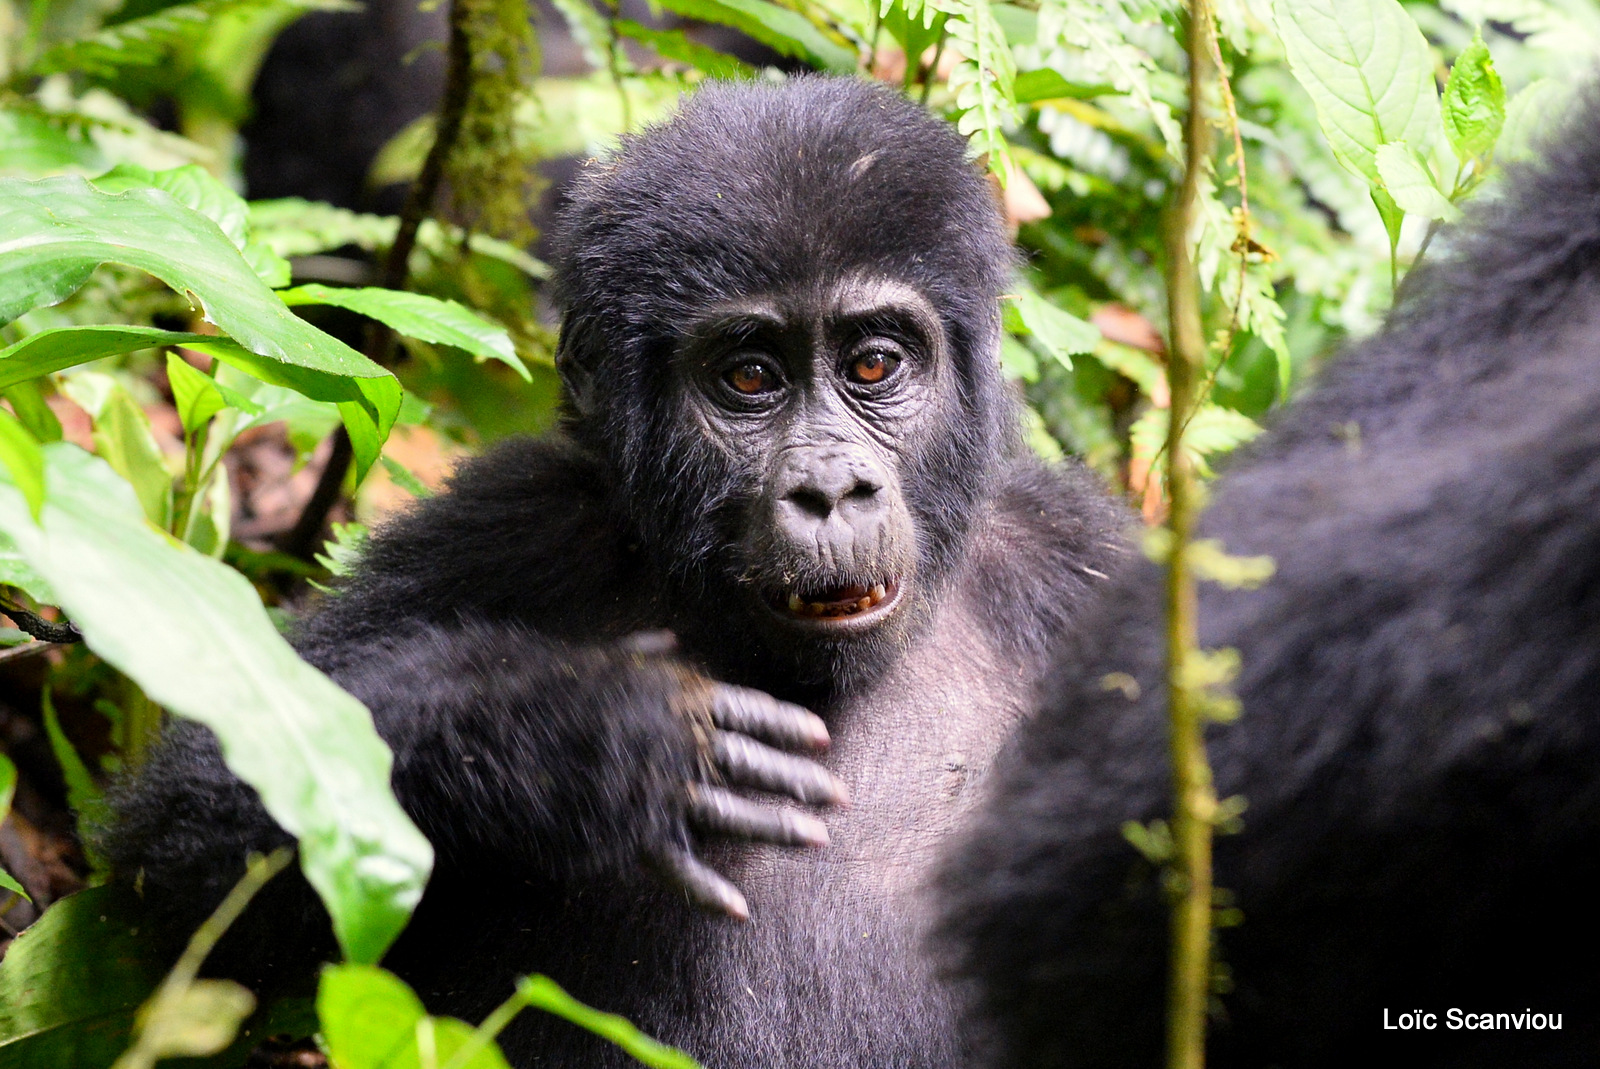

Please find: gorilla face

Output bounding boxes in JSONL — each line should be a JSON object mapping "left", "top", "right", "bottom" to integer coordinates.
{"left": 675, "top": 276, "right": 950, "bottom": 635}
{"left": 550, "top": 78, "right": 1016, "bottom": 690}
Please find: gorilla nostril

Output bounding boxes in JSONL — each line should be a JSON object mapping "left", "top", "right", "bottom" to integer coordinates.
{"left": 785, "top": 487, "right": 835, "bottom": 519}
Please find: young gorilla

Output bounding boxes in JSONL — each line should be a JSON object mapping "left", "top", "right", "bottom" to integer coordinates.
{"left": 104, "top": 78, "right": 1128, "bottom": 1066}
{"left": 938, "top": 90, "right": 1600, "bottom": 1068}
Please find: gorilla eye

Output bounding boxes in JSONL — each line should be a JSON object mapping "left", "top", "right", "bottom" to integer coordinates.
{"left": 727, "top": 363, "right": 776, "bottom": 395}
{"left": 848, "top": 350, "right": 898, "bottom": 385}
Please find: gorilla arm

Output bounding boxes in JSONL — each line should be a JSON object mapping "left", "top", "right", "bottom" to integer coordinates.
{"left": 100, "top": 438, "right": 847, "bottom": 968}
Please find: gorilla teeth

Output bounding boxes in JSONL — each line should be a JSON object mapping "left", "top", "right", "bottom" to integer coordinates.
{"left": 782, "top": 581, "right": 892, "bottom": 618}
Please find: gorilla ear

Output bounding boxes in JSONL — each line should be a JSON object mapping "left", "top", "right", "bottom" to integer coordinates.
{"left": 555, "top": 327, "right": 598, "bottom": 419}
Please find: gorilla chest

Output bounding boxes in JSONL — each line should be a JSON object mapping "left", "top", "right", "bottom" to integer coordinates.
{"left": 708, "top": 604, "right": 1032, "bottom": 914}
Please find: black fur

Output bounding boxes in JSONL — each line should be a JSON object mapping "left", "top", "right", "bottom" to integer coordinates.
{"left": 101, "top": 77, "right": 1129, "bottom": 1068}
{"left": 937, "top": 89, "right": 1600, "bottom": 1068}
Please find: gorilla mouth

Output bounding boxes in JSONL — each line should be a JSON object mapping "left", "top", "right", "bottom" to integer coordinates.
{"left": 771, "top": 579, "right": 901, "bottom": 625}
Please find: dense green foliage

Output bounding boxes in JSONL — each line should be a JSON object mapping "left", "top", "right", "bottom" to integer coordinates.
{"left": 0, "top": 0, "right": 1592, "bottom": 1063}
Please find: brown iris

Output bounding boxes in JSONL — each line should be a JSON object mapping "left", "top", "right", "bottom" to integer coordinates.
{"left": 728, "top": 363, "right": 771, "bottom": 394}
{"left": 849, "top": 351, "right": 894, "bottom": 384}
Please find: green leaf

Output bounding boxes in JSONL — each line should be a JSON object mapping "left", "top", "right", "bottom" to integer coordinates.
{"left": 5, "top": 381, "right": 63, "bottom": 443}
{"left": 246, "top": 199, "right": 550, "bottom": 279}
{"left": 379, "top": 456, "right": 433, "bottom": 500}
{"left": 318, "top": 964, "right": 426, "bottom": 1069}
{"left": 165, "top": 352, "right": 226, "bottom": 436}
{"left": 318, "top": 965, "right": 513, "bottom": 1069}
{"left": 944, "top": 0, "right": 1020, "bottom": 179}
{"left": 1274, "top": 0, "right": 1438, "bottom": 186}
{"left": 0, "top": 885, "right": 164, "bottom": 1069}
{"left": 60, "top": 372, "right": 173, "bottom": 529}
{"left": 41, "top": 687, "right": 102, "bottom": 823}
{"left": 0, "top": 411, "right": 45, "bottom": 522}
{"left": 0, "top": 445, "right": 433, "bottom": 963}
{"left": 1374, "top": 141, "right": 1459, "bottom": 222}
{"left": 278, "top": 285, "right": 530, "bottom": 381}
{"left": 518, "top": 975, "right": 702, "bottom": 1069}
{"left": 612, "top": 20, "right": 758, "bottom": 79}
{"left": 0, "top": 177, "right": 400, "bottom": 481}
{"left": 0, "top": 109, "right": 105, "bottom": 177}
{"left": 1012, "top": 290, "right": 1099, "bottom": 370}
{"left": 650, "top": 0, "right": 856, "bottom": 72}
{"left": 1012, "top": 68, "right": 1109, "bottom": 104}
{"left": 123, "top": 980, "right": 256, "bottom": 1065}
{"left": 93, "top": 164, "right": 292, "bottom": 288}
{"left": 26, "top": 0, "right": 356, "bottom": 82}
{"left": 0, "top": 327, "right": 199, "bottom": 392}
{"left": 1441, "top": 29, "right": 1505, "bottom": 162}
{"left": 1370, "top": 184, "right": 1405, "bottom": 266}
{"left": 0, "top": 754, "right": 28, "bottom": 902}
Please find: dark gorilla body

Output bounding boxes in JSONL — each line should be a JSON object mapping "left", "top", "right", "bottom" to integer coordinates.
{"left": 104, "top": 79, "right": 1128, "bottom": 1067}
{"left": 939, "top": 92, "right": 1600, "bottom": 1068}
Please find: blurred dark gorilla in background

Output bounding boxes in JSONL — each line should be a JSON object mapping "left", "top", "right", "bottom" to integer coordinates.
{"left": 105, "top": 78, "right": 1129, "bottom": 1068}
{"left": 939, "top": 88, "right": 1600, "bottom": 1069}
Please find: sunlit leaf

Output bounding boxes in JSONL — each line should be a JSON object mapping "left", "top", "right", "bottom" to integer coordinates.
{"left": 0, "top": 177, "right": 399, "bottom": 481}
{"left": 278, "top": 285, "right": 529, "bottom": 381}
{"left": 1274, "top": 0, "right": 1438, "bottom": 185}
{"left": 1441, "top": 29, "right": 1505, "bottom": 162}
{"left": 1374, "top": 141, "right": 1459, "bottom": 222}
{"left": 0, "top": 445, "right": 433, "bottom": 963}
{"left": 651, "top": 0, "right": 855, "bottom": 71}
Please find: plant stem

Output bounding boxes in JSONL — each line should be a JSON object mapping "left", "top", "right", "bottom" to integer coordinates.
{"left": 281, "top": 0, "right": 475, "bottom": 560}
{"left": 1163, "top": 4, "right": 1218, "bottom": 1069}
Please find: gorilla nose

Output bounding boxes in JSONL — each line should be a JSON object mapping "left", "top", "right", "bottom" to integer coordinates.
{"left": 775, "top": 448, "right": 887, "bottom": 523}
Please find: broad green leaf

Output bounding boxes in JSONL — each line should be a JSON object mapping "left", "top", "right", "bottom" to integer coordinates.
{"left": 1012, "top": 68, "right": 1111, "bottom": 104}
{"left": 650, "top": 0, "right": 856, "bottom": 71}
{"left": 5, "top": 381, "right": 63, "bottom": 443}
{"left": 0, "top": 177, "right": 400, "bottom": 481}
{"left": 318, "top": 965, "right": 512, "bottom": 1069}
{"left": 0, "top": 754, "right": 27, "bottom": 901}
{"left": 318, "top": 964, "right": 426, "bottom": 1069}
{"left": 0, "top": 110, "right": 105, "bottom": 176}
{"left": 278, "top": 285, "right": 530, "bottom": 381}
{"left": 0, "top": 445, "right": 433, "bottom": 963}
{"left": 1375, "top": 142, "right": 1459, "bottom": 222}
{"left": 613, "top": 20, "right": 758, "bottom": 79}
{"left": 26, "top": 0, "right": 356, "bottom": 82}
{"left": 1441, "top": 30, "right": 1505, "bottom": 161}
{"left": 92, "top": 164, "right": 291, "bottom": 288}
{"left": 0, "top": 412, "right": 44, "bottom": 521}
{"left": 1011, "top": 290, "right": 1099, "bottom": 370}
{"left": 0, "top": 534, "right": 57, "bottom": 605}
{"left": 0, "top": 885, "right": 164, "bottom": 1069}
{"left": 60, "top": 372, "right": 172, "bottom": 529}
{"left": 518, "top": 975, "right": 702, "bottom": 1069}
{"left": 165, "top": 352, "right": 226, "bottom": 436}
{"left": 0, "top": 327, "right": 203, "bottom": 391}
{"left": 1274, "top": 0, "right": 1438, "bottom": 186}
{"left": 246, "top": 199, "right": 550, "bottom": 279}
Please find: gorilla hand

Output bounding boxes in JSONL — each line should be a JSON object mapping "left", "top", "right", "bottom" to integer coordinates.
{"left": 656, "top": 681, "right": 848, "bottom": 921}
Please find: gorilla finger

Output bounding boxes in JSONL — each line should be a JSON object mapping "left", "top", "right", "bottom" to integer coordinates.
{"left": 709, "top": 684, "right": 830, "bottom": 751}
{"left": 711, "top": 731, "right": 850, "bottom": 806}
{"left": 689, "top": 785, "right": 830, "bottom": 846}
{"left": 649, "top": 844, "right": 749, "bottom": 921}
